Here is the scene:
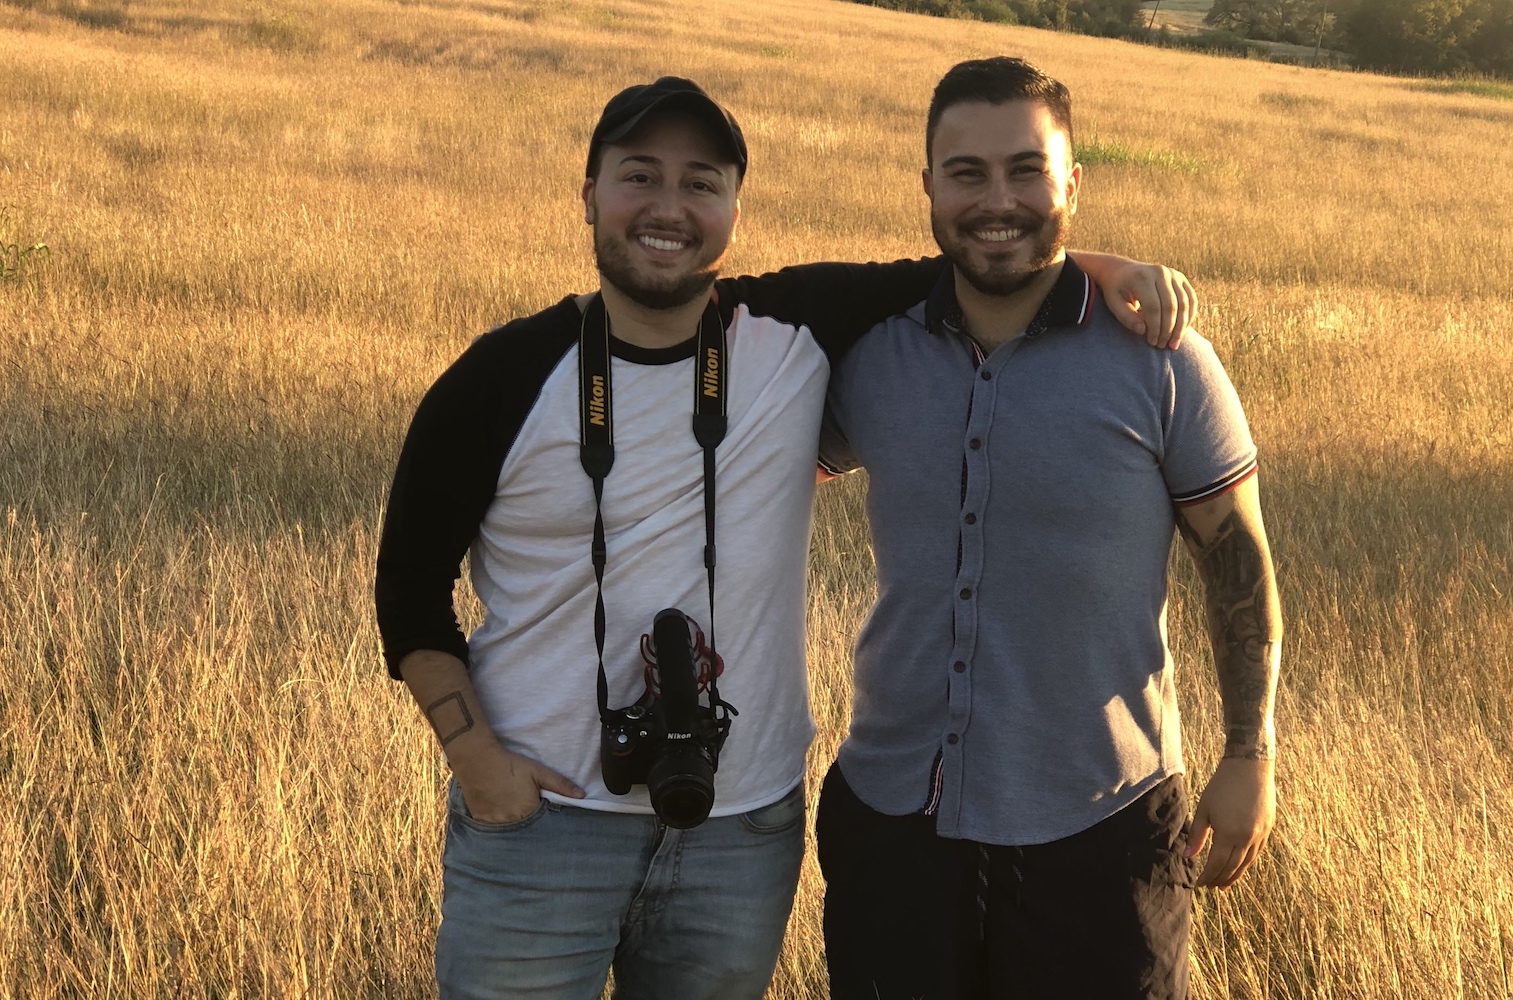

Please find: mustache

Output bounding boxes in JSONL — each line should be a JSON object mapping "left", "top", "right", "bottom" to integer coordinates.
{"left": 956, "top": 212, "right": 1044, "bottom": 233}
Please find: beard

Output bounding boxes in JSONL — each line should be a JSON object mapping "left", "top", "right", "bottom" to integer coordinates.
{"left": 931, "top": 205, "right": 1070, "bottom": 297}
{"left": 594, "top": 225, "right": 723, "bottom": 311}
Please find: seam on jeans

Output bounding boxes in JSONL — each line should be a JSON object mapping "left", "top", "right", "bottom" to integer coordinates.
{"left": 627, "top": 823, "right": 665, "bottom": 919}
{"left": 662, "top": 830, "right": 684, "bottom": 917}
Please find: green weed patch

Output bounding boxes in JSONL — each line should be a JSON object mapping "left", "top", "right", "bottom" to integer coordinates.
{"left": 1413, "top": 79, "right": 1513, "bottom": 102}
{"left": 0, "top": 206, "right": 51, "bottom": 285}
{"left": 1077, "top": 136, "right": 1202, "bottom": 173}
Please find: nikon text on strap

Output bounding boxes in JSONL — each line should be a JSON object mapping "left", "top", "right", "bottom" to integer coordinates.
{"left": 577, "top": 293, "right": 733, "bottom": 724}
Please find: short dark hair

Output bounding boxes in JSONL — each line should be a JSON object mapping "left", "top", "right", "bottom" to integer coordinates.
{"left": 925, "top": 57, "right": 1074, "bottom": 167}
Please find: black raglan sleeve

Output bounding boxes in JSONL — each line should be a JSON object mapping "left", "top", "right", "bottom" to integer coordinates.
{"left": 375, "top": 307, "right": 579, "bottom": 679}
{"left": 719, "top": 256, "right": 946, "bottom": 360}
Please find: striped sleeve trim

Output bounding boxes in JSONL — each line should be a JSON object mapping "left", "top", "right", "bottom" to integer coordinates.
{"left": 1171, "top": 460, "right": 1258, "bottom": 507}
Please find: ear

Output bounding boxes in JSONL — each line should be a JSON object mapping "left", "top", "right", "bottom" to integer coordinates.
{"left": 581, "top": 177, "right": 596, "bottom": 225}
{"left": 921, "top": 166, "right": 934, "bottom": 201}
{"left": 1066, "top": 161, "right": 1081, "bottom": 218}
{"left": 730, "top": 196, "right": 742, "bottom": 241}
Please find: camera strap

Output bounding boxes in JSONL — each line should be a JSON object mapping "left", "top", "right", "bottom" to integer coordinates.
{"left": 578, "top": 292, "right": 731, "bottom": 725}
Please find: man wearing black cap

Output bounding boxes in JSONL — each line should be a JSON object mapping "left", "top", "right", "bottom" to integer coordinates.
{"left": 375, "top": 76, "right": 1196, "bottom": 1000}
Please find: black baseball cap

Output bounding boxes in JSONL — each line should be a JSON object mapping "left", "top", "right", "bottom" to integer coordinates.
{"left": 586, "top": 76, "right": 748, "bottom": 180}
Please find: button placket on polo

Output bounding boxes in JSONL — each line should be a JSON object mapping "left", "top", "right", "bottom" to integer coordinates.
{"left": 940, "top": 337, "right": 1019, "bottom": 830}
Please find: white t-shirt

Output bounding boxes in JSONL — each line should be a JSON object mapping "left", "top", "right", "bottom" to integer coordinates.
{"left": 375, "top": 261, "right": 944, "bottom": 815}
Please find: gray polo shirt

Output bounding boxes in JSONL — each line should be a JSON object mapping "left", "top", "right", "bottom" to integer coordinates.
{"left": 820, "top": 259, "right": 1257, "bottom": 846}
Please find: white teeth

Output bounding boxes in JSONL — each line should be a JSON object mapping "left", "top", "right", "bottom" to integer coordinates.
{"left": 975, "top": 228, "right": 1024, "bottom": 243}
{"left": 639, "top": 235, "right": 687, "bottom": 251}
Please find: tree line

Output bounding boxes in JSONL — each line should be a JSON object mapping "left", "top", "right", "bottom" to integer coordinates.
{"left": 847, "top": 0, "right": 1148, "bottom": 40}
{"left": 847, "top": 0, "right": 1513, "bottom": 78}
{"left": 1205, "top": 0, "right": 1512, "bottom": 76}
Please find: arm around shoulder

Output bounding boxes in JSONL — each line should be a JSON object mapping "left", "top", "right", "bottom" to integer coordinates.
{"left": 1069, "top": 250, "right": 1197, "bottom": 349}
{"left": 722, "top": 256, "right": 946, "bottom": 353}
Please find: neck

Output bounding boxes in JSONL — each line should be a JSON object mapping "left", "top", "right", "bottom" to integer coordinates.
{"left": 596, "top": 280, "right": 711, "bottom": 349}
{"left": 954, "top": 254, "right": 1065, "bottom": 352}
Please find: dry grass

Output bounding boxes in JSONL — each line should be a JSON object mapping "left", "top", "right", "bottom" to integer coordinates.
{"left": 1, "top": 0, "right": 1511, "bottom": 996}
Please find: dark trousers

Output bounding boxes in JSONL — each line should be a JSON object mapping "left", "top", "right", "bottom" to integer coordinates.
{"left": 817, "top": 763, "right": 1195, "bottom": 1000}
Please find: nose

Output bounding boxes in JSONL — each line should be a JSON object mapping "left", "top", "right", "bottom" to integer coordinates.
{"left": 647, "top": 183, "right": 687, "bottom": 225}
{"left": 979, "top": 172, "right": 1018, "bottom": 215}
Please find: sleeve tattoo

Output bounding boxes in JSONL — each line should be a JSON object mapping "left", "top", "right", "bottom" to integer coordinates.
{"left": 425, "top": 692, "right": 476, "bottom": 747}
{"left": 1178, "top": 508, "right": 1282, "bottom": 760}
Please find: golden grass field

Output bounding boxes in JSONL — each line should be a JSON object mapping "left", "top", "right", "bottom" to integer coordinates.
{"left": 2, "top": 0, "right": 1511, "bottom": 996}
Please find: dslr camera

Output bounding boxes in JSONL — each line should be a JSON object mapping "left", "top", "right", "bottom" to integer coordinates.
{"left": 600, "top": 608, "right": 733, "bottom": 829}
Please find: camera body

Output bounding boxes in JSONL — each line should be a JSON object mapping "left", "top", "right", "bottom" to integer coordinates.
{"left": 600, "top": 608, "right": 732, "bottom": 829}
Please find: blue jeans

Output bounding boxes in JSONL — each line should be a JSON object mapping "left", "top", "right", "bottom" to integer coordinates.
{"left": 435, "top": 779, "right": 806, "bottom": 1000}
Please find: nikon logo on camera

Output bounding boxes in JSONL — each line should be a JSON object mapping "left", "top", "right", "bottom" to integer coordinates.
{"left": 701, "top": 348, "right": 719, "bottom": 399}
{"left": 588, "top": 374, "right": 607, "bottom": 426}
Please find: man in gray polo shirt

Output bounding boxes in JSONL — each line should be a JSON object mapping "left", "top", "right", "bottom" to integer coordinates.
{"left": 816, "top": 58, "right": 1282, "bottom": 999}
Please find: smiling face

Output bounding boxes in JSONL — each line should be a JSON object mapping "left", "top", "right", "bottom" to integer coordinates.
{"left": 582, "top": 111, "right": 741, "bottom": 311}
{"left": 924, "top": 99, "right": 1080, "bottom": 297}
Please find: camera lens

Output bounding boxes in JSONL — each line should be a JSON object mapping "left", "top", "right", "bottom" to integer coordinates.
{"left": 647, "top": 748, "right": 715, "bottom": 829}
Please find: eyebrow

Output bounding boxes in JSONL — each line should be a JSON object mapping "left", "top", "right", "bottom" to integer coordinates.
{"left": 939, "top": 151, "right": 1049, "bottom": 169}
{"left": 618, "top": 154, "right": 726, "bottom": 174}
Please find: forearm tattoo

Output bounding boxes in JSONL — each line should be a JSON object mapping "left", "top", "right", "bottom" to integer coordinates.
{"left": 425, "top": 692, "right": 475, "bottom": 748}
{"left": 1179, "top": 509, "right": 1282, "bottom": 760}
